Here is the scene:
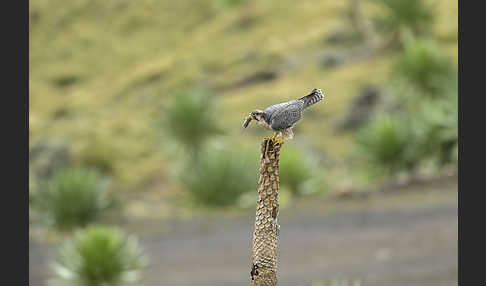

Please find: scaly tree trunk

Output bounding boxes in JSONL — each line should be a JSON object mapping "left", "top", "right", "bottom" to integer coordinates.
{"left": 250, "top": 138, "right": 283, "bottom": 286}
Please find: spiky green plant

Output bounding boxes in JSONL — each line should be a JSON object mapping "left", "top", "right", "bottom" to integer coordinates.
{"left": 356, "top": 115, "right": 415, "bottom": 174}
{"left": 52, "top": 225, "right": 146, "bottom": 286}
{"left": 164, "top": 90, "right": 223, "bottom": 156}
{"left": 393, "top": 39, "right": 456, "bottom": 96}
{"left": 38, "top": 167, "right": 110, "bottom": 230}
{"left": 181, "top": 148, "right": 256, "bottom": 207}
{"left": 409, "top": 94, "right": 458, "bottom": 166}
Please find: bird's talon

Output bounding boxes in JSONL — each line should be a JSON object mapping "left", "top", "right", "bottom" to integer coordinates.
{"left": 270, "top": 133, "right": 279, "bottom": 142}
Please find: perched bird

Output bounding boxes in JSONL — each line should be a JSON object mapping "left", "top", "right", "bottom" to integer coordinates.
{"left": 242, "top": 88, "right": 324, "bottom": 141}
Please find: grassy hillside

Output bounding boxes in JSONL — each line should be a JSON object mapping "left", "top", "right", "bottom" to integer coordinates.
{"left": 29, "top": 0, "right": 457, "bottom": 195}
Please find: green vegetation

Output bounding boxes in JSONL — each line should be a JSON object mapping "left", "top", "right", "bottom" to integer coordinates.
{"left": 409, "top": 95, "right": 458, "bottom": 166}
{"left": 393, "top": 39, "right": 456, "bottom": 96}
{"left": 355, "top": 11, "right": 457, "bottom": 178}
{"left": 279, "top": 146, "right": 323, "bottom": 196}
{"left": 356, "top": 90, "right": 457, "bottom": 177}
{"left": 356, "top": 115, "right": 415, "bottom": 175}
{"left": 181, "top": 148, "right": 256, "bottom": 207}
{"left": 38, "top": 167, "right": 110, "bottom": 230}
{"left": 372, "top": 0, "right": 434, "bottom": 44}
{"left": 53, "top": 225, "right": 145, "bottom": 286}
{"left": 29, "top": 1, "right": 457, "bottom": 285}
{"left": 29, "top": 0, "right": 457, "bottom": 206}
{"left": 163, "top": 90, "right": 223, "bottom": 156}
{"left": 356, "top": 82, "right": 457, "bottom": 177}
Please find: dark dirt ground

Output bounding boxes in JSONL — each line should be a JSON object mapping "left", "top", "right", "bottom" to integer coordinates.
{"left": 30, "top": 175, "right": 457, "bottom": 286}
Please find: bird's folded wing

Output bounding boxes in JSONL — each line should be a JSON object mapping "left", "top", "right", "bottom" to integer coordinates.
{"left": 269, "top": 102, "right": 302, "bottom": 130}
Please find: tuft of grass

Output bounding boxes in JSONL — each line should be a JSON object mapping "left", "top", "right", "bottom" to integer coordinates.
{"left": 38, "top": 167, "right": 110, "bottom": 230}
{"left": 181, "top": 148, "right": 256, "bottom": 207}
{"left": 409, "top": 94, "right": 458, "bottom": 167}
{"left": 52, "top": 225, "right": 146, "bottom": 286}
{"left": 163, "top": 90, "right": 224, "bottom": 156}
{"left": 372, "top": 0, "right": 434, "bottom": 42}
{"left": 393, "top": 39, "right": 456, "bottom": 96}
{"left": 356, "top": 115, "right": 415, "bottom": 175}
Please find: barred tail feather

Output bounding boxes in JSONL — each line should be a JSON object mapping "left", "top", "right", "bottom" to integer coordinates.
{"left": 299, "top": 88, "right": 324, "bottom": 109}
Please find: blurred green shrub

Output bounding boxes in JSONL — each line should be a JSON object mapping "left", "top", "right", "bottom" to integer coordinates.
{"left": 409, "top": 95, "right": 458, "bottom": 167}
{"left": 279, "top": 146, "right": 323, "bottom": 196}
{"left": 393, "top": 39, "right": 456, "bottom": 96}
{"left": 373, "top": 0, "right": 434, "bottom": 42}
{"left": 53, "top": 225, "right": 146, "bottom": 286}
{"left": 39, "top": 167, "right": 110, "bottom": 230}
{"left": 356, "top": 115, "right": 415, "bottom": 174}
{"left": 357, "top": 90, "right": 457, "bottom": 176}
{"left": 181, "top": 148, "right": 256, "bottom": 207}
{"left": 164, "top": 90, "right": 223, "bottom": 156}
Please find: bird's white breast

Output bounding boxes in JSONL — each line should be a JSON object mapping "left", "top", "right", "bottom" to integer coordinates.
{"left": 256, "top": 120, "right": 272, "bottom": 130}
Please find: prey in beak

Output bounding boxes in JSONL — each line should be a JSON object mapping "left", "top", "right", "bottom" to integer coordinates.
{"left": 242, "top": 110, "right": 265, "bottom": 128}
{"left": 242, "top": 115, "right": 252, "bottom": 128}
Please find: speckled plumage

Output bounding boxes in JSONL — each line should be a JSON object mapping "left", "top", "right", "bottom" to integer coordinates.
{"left": 243, "top": 88, "right": 324, "bottom": 140}
{"left": 263, "top": 100, "right": 304, "bottom": 131}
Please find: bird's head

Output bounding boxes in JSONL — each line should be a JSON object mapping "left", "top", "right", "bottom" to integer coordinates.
{"left": 250, "top": 110, "right": 265, "bottom": 122}
{"left": 242, "top": 110, "right": 265, "bottom": 128}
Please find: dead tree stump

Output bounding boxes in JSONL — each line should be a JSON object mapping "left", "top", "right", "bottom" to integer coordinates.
{"left": 250, "top": 138, "right": 283, "bottom": 286}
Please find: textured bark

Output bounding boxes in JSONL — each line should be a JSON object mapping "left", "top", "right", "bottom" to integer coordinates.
{"left": 250, "top": 138, "right": 283, "bottom": 286}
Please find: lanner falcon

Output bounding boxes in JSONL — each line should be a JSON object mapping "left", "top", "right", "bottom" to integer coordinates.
{"left": 242, "top": 88, "right": 324, "bottom": 142}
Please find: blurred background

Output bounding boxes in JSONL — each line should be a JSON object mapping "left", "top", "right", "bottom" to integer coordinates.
{"left": 29, "top": 0, "right": 457, "bottom": 285}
